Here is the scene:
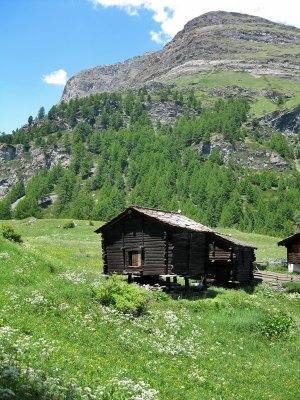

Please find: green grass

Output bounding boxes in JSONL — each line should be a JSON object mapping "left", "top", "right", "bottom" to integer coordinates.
{"left": 0, "top": 218, "right": 103, "bottom": 271}
{"left": 169, "top": 70, "right": 300, "bottom": 117}
{"left": 282, "top": 282, "right": 300, "bottom": 293}
{"left": 0, "top": 219, "right": 299, "bottom": 399}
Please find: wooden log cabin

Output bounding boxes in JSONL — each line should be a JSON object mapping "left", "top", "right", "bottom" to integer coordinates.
{"left": 278, "top": 233, "right": 300, "bottom": 273}
{"left": 95, "top": 206, "right": 256, "bottom": 283}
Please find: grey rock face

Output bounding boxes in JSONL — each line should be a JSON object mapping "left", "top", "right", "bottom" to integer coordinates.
{"left": 262, "top": 106, "right": 300, "bottom": 135}
{"left": 61, "top": 11, "right": 300, "bottom": 101}
{"left": 0, "top": 144, "right": 70, "bottom": 199}
{"left": 195, "top": 137, "right": 290, "bottom": 171}
{"left": 62, "top": 54, "right": 150, "bottom": 101}
{"left": 0, "top": 145, "right": 17, "bottom": 162}
{"left": 145, "top": 100, "right": 191, "bottom": 125}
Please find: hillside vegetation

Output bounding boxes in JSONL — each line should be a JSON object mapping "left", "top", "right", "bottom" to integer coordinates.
{"left": 1, "top": 90, "right": 300, "bottom": 238}
{"left": 0, "top": 221, "right": 299, "bottom": 399}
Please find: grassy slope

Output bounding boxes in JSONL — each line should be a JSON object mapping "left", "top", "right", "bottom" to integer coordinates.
{"left": 2, "top": 218, "right": 103, "bottom": 271}
{"left": 169, "top": 70, "right": 300, "bottom": 117}
{"left": 0, "top": 219, "right": 299, "bottom": 399}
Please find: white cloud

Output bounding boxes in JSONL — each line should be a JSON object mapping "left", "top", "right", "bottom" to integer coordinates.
{"left": 42, "top": 69, "right": 68, "bottom": 85}
{"left": 150, "top": 30, "right": 163, "bottom": 44}
{"left": 90, "top": 0, "right": 300, "bottom": 43}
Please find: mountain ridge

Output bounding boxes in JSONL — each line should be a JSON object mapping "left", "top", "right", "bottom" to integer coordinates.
{"left": 1, "top": 11, "right": 300, "bottom": 237}
{"left": 62, "top": 11, "right": 300, "bottom": 101}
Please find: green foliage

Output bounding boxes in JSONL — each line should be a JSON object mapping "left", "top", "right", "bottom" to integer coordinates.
{"left": 282, "top": 282, "right": 300, "bottom": 293}
{"left": 92, "top": 275, "right": 150, "bottom": 315}
{"left": 209, "top": 148, "right": 223, "bottom": 165}
{"left": 37, "top": 106, "right": 45, "bottom": 120}
{"left": 62, "top": 220, "right": 76, "bottom": 229}
{"left": 1, "top": 90, "right": 300, "bottom": 238}
{"left": 12, "top": 166, "right": 63, "bottom": 220}
{"left": 269, "top": 132, "right": 294, "bottom": 160}
{"left": 0, "top": 199, "right": 11, "bottom": 219}
{"left": 220, "top": 190, "right": 243, "bottom": 227}
{"left": 0, "top": 224, "right": 23, "bottom": 243}
{"left": 258, "top": 311, "right": 295, "bottom": 338}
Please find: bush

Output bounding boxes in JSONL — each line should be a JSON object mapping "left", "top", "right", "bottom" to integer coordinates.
{"left": 258, "top": 311, "right": 295, "bottom": 338}
{"left": 282, "top": 282, "right": 300, "bottom": 293}
{"left": 63, "top": 221, "right": 75, "bottom": 229}
{"left": 0, "top": 224, "right": 23, "bottom": 243}
{"left": 92, "top": 275, "right": 151, "bottom": 315}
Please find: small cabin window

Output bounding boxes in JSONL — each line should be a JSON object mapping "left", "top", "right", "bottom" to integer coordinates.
{"left": 128, "top": 250, "right": 141, "bottom": 267}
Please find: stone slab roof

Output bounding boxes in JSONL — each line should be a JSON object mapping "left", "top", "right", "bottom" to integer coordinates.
{"left": 96, "top": 206, "right": 257, "bottom": 249}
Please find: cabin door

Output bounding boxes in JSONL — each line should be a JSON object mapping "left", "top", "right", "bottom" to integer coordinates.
{"left": 129, "top": 250, "right": 140, "bottom": 267}
{"left": 126, "top": 249, "right": 142, "bottom": 270}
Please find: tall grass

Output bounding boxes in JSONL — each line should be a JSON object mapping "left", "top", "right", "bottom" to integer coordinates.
{"left": 0, "top": 220, "right": 299, "bottom": 399}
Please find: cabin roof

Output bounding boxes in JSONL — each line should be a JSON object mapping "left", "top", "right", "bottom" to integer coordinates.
{"left": 132, "top": 206, "right": 215, "bottom": 233}
{"left": 95, "top": 206, "right": 257, "bottom": 249}
{"left": 278, "top": 232, "right": 300, "bottom": 246}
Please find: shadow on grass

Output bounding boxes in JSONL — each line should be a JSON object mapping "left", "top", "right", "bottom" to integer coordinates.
{"left": 128, "top": 275, "right": 262, "bottom": 300}
{"left": 168, "top": 288, "right": 219, "bottom": 301}
{"left": 134, "top": 275, "right": 219, "bottom": 300}
{"left": 213, "top": 279, "right": 261, "bottom": 294}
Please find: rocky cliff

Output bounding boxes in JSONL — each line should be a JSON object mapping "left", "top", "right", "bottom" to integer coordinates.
{"left": 0, "top": 144, "right": 70, "bottom": 198}
{"left": 62, "top": 11, "right": 300, "bottom": 101}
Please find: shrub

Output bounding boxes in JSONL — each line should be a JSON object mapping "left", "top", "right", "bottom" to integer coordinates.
{"left": 0, "top": 224, "right": 23, "bottom": 243}
{"left": 63, "top": 220, "right": 75, "bottom": 229}
{"left": 258, "top": 311, "right": 295, "bottom": 338}
{"left": 282, "top": 282, "right": 300, "bottom": 293}
{"left": 92, "top": 275, "right": 150, "bottom": 315}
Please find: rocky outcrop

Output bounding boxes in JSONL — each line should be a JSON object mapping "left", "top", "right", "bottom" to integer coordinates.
{"left": 195, "top": 137, "right": 290, "bottom": 171}
{"left": 62, "top": 54, "right": 150, "bottom": 101}
{"left": 261, "top": 106, "right": 300, "bottom": 136}
{"left": 0, "top": 144, "right": 70, "bottom": 199}
{"left": 145, "top": 100, "right": 192, "bottom": 125}
{"left": 62, "top": 11, "right": 300, "bottom": 101}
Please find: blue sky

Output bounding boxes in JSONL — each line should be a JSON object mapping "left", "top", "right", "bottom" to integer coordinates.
{"left": 0, "top": 0, "right": 162, "bottom": 133}
{"left": 1, "top": 0, "right": 299, "bottom": 134}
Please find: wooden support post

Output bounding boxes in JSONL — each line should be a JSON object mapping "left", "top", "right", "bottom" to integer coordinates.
{"left": 184, "top": 277, "right": 189, "bottom": 287}
{"left": 127, "top": 274, "right": 132, "bottom": 284}
{"left": 173, "top": 276, "right": 178, "bottom": 284}
{"left": 166, "top": 276, "right": 171, "bottom": 287}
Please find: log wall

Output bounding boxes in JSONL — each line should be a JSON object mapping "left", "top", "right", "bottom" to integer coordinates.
{"left": 102, "top": 212, "right": 167, "bottom": 276}
{"left": 169, "top": 230, "right": 206, "bottom": 276}
{"left": 142, "top": 219, "right": 166, "bottom": 275}
{"left": 104, "top": 224, "right": 124, "bottom": 274}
